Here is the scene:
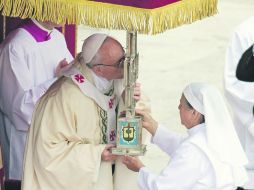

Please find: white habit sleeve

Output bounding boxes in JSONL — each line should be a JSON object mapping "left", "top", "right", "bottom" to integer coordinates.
{"left": 138, "top": 143, "right": 211, "bottom": 190}
{"left": 152, "top": 125, "right": 187, "bottom": 155}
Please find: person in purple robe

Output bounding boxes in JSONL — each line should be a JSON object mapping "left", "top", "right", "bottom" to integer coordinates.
{"left": 0, "top": 18, "right": 73, "bottom": 180}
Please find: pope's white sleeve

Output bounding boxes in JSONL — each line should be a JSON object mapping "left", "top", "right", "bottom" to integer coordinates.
{"left": 138, "top": 143, "right": 210, "bottom": 190}
{"left": 0, "top": 44, "right": 57, "bottom": 131}
{"left": 152, "top": 125, "right": 187, "bottom": 155}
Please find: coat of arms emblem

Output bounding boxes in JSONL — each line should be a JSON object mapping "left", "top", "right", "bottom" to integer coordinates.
{"left": 122, "top": 124, "right": 136, "bottom": 143}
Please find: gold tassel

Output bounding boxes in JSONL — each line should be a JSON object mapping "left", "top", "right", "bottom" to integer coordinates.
{"left": 0, "top": 0, "right": 218, "bottom": 35}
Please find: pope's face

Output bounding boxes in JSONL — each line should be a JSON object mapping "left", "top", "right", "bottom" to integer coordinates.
{"left": 178, "top": 94, "right": 194, "bottom": 129}
{"left": 99, "top": 54, "right": 124, "bottom": 80}
{"left": 95, "top": 46, "right": 125, "bottom": 80}
{"left": 92, "top": 37, "right": 125, "bottom": 80}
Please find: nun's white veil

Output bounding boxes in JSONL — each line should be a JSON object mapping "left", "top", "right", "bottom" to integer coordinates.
{"left": 80, "top": 39, "right": 247, "bottom": 168}
{"left": 183, "top": 83, "right": 248, "bottom": 185}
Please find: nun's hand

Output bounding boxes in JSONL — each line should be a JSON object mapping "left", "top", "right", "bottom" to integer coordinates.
{"left": 136, "top": 109, "right": 158, "bottom": 136}
{"left": 122, "top": 155, "right": 144, "bottom": 172}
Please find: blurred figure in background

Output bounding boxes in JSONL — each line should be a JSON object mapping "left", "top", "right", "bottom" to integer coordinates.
{"left": 224, "top": 16, "right": 254, "bottom": 189}
{"left": 0, "top": 18, "right": 73, "bottom": 180}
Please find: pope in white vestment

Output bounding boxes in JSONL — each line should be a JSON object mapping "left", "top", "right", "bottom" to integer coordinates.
{"left": 22, "top": 34, "right": 150, "bottom": 190}
{"left": 224, "top": 16, "right": 254, "bottom": 189}
{"left": 0, "top": 19, "right": 73, "bottom": 180}
{"left": 123, "top": 83, "right": 248, "bottom": 190}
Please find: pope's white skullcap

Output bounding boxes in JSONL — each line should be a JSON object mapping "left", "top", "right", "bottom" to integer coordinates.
{"left": 82, "top": 33, "right": 108, "bottom": 63}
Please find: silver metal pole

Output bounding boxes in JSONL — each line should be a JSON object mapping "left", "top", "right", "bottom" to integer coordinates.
{"left": 124, "top": 31, "right": 138, "bottom": 118}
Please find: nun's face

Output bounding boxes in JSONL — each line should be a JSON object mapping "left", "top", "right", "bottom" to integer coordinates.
{"left": 178, "top": 95, "right": 194, "bottom": 129}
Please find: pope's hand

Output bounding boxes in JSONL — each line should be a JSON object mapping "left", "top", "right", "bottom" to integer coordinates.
{"left": 122, "top": 82, "right": 141, "bottom": 101}
{"left": 122, "top": 155, "right": 144, "bottom": 172}
{"left": 101, "top": 144, "right": 117, "bottom": 161}
{"left": 55, "top": 58, "right": 69, "bottom": 77}
{"left": 134, "top": 82, "right": 141, "bottom": 101}
{"left": 136, "top": 109, "right": 158, "bottom": 136}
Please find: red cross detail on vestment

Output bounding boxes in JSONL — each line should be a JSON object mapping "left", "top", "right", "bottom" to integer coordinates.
{"left": 109, "top": 129, "right": 116, "bottom": 141}
{"left": 109, "top": 98, "right": 114, "bottom": 109}
{"left": 74, "top": 74, "right": 85, "bottom": 83}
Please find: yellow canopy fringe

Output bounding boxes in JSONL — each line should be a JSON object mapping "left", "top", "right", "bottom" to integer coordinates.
{"left": 0, "top": 0, "right": 217, "bottom": 34}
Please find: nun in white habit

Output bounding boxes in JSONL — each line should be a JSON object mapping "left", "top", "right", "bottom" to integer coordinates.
{"left": 123, "top": 83, "right": 248, "bottom": 190}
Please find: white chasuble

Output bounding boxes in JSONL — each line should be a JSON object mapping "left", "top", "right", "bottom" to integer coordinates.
{"left": 67, "top": 68, "right": 119, "bottom": 144}
{"left": 22, "top": 76, "right": 112, "bottom": 190}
